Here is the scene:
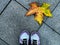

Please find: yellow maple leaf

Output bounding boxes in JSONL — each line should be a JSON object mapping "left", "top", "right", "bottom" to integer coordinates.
{"left": 26, "top": 2, "right": 52, "bottom": 25}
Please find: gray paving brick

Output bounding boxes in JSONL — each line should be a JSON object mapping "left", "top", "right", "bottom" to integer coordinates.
{"left": 0, "top": 1, "right": 39, "bottom": 45}
{"left": 0, "top": 39, "right": 7, "bottom": 45}
{"left": 38, "top": 24, "right": 60, "bottom": 45}
{"left": 0, "top": 0, "right": 10, "bottom": 13}
{"left": 45, "top": 3, "right": 60, "bottom": 34}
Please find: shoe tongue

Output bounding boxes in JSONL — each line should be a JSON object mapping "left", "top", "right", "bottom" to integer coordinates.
{"left": 23, "top": 39, "right": 27, "bottom": 45}
{"left": 33, "top": 40, "right": 37, "bottom": 45}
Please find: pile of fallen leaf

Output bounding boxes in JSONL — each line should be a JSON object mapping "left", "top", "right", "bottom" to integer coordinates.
{"left": 26, "top": 2, "right": 52, "bottom": 25}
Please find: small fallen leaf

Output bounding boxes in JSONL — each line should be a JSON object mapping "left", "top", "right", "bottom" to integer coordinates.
{"left": 26, "top": 2, "right": 52, "bottom": 25}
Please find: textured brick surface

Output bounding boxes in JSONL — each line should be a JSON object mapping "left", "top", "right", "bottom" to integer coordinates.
{"left": 0, "top": 1, "right": 39, "bottom": 45}
{"left": 45, "top": 3, "right": 60, "bottom": 34}
{"left": 0, "top": 0, "right": 60, "bottom": 45}
{"left": 0, "top": 40, "right": 7, "bottom": 45}
{"left": 38, "top": 24, "right": 60, "bottom": 45}
{"left": 0, "top": 0, "right": 10, "bottom": 13}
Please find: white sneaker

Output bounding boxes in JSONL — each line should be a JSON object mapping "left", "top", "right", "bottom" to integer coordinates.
{"left": 19, "top": 30, "right": 29, "bottom": 45}
{"left": 31, "top": 31, "right": 40, "bottom": 45}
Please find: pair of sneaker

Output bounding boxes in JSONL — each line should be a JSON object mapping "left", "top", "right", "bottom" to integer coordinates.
{"left": 19, "top": 30, "right": 40, "bottom": 45}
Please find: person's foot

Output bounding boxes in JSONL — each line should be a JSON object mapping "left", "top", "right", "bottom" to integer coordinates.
{"left": 19, "top": 30, "right": 29, "bottom": 45}
{"left": 31, "top": 32, "right": 40, "bottom": 45}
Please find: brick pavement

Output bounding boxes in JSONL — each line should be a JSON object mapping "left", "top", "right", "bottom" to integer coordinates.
{"left": 0, "top": 0, "right": 60, "bottom": 45}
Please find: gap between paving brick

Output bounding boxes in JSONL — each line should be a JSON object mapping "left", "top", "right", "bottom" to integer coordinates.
{"left": 0, "top": 0, "right": 12, "bottom": 15}
{"left": 0, "top": 38, "right": 9, "bottom": 45}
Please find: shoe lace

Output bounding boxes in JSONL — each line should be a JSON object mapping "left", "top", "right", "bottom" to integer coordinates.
{"left": 33, "top": 40, "right": 37, "bottom": 45}
{"left": 23, "top": 39, "right": 27, "bottom": 45}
